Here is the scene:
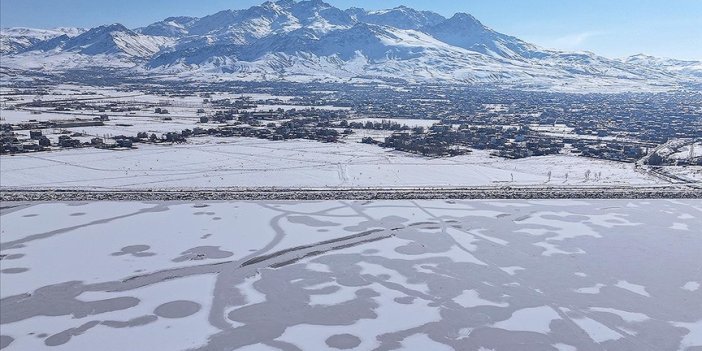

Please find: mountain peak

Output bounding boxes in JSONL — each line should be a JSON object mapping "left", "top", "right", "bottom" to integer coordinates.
{"left": 445, "top": 13, "right": 483, "bottom": 27}
{"left": 274, "top": 0, "right": 331, "bottom": 9}
{"left": 427, "top": 13, "right": 546, "bottom": 60}
{"left": 98, "top": 23, "right": 131, "bottom": 32}
{"left": 356, "top": 5, "right": 445, "bottom": 30}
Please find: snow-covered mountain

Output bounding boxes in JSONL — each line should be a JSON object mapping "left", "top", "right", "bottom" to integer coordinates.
{"left": 347, "top": 6, "right": 446, "bottom": 30}
{"left": 136, "top": 17, "right": 198, "bottom": 38}
{"left": 624, "top": 54, "right": 702, "bottom": 79}
{"left": 0, "top": 27, "right": 85, "bottom": 54}
{"left": 36, "top": 24, "right": 174, "bottom": 58}
{"left": 1, "top": 0, "right": 700, "bottom": 92}
{"left": 426, "top": 13, "right": 546, "bottom": 60}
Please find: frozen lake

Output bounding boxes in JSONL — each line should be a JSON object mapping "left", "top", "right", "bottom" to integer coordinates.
{"left": 1, "top": 199, "right": 701, "bottom": 350}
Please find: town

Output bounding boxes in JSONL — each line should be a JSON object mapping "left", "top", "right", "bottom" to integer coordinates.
{"left": 2, "top": 82, "right": 701, "bottom": 169}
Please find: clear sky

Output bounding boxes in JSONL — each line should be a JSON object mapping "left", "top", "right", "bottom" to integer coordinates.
{"left": 1, "top": 0, "right": 700, "bottom": 60}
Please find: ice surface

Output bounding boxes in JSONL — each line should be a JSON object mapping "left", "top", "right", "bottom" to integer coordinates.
{"left": 1, "top": 199, "right": 701, "bottom": 350}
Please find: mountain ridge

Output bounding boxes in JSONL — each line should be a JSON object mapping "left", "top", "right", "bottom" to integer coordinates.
{"left": 1, "top": 0, "right": 700, "bottom": 92}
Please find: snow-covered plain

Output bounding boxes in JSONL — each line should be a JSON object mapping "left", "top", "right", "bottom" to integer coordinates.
{"left": 0, "top": 136, "right": 663, "bottom": 189}
{"left": 1, "top": 199, "right": 701, "bottom": 350}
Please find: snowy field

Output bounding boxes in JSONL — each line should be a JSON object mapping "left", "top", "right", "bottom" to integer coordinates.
{"left": 0, "top": 85, "right": 348, "bottom": 125}
{"left": 0, "top": 137, "right": 665, "bottom": 189}
{"left": 670, "top": 143, "right": 702, "bottom": 160}
{"left": 667, "top": 167, "right": 702, "bottom": 183}
{"left": 1, "top": 199, "right": 701, "bottom": 350}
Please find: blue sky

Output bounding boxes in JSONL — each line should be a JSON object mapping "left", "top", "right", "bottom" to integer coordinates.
{"left": 2, "top": 0, "right": 701, "bottom": 60}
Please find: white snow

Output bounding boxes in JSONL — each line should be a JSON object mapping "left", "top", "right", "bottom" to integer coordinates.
{"left": 0, "top": 137, "right": 665, "bottom": 190}
{"left": 576, "top": 284, "right": 606, "bottom": 294}
{"left": 454, "top": 290, "right": 508, "bottom": 308}
{"left": 500, "top": 266, "right": 525, "bottom": 276}
{"left": 589, "top": 307, "right": 650, "bottom": 323}
{"left": 673, "top": 320, "right": 702, "bottom": 350}
{"left": 683, "top": 281, "right": 700, "bottom": 292}
{"left": 571, "top": 317, "right": 623, "bottom": 343}
{"left": 492, "top": 306, "right": 561, "bottom": 334}
{"left": 400, "top": 334, "right": 453, "bottom": 351}
{"left": 615, "top": 280, "right": 651, "bottom": 297}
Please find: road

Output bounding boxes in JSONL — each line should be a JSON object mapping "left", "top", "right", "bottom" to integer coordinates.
{"left": 2, "top": 185, "right": 700, "bottom": 202}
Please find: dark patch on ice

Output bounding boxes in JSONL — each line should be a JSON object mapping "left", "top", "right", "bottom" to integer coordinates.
{"left": 242, "top": 229, "right": 386, "bottom": 267}
{"left": 394, "top": 296, "right": 415, "bottom": 304}
{"left": 0, "top": 335, "right": 13, "bottom": 349}
{"left": 409, "top": 222, "right": 435, "bottom": 227}
{"left": 0, "top": 254, "right": 24, "bottom": 261}
{"left": 65, "top": 202, "right": 89, "bottom": 207}
{"left": 212, "top": 217, "right": 222, "bottom": 221}
{"left": 272, "top": 235, "right": 391, "bottom": 269}
{"left": 201, "top": 234, "right": 213, "bottom": 239}
{"left": 343, "top": 215, "right": 408, "bottom": 232}
{"left": 0, "top": 281, "right": 140, "bottom": 324}
{"left": 44, "top": 321, "right": 100, "bottom": 346}
{"left": 172, "top": 246, "right": 234, "bottom": 262}
{"left": 395, "top": 242, "right": 426, "bottom": 255}
{"left": 1, "top": 268, "right": 29, "bottom": 274}
{"left": 288, "top": 216, "right": 340, "bottom": 227}
{"left": 102, "top": 315, "right": 158, "bottom": 328}
{"left": 111, "top": 245, "right": 156, "bottom": 257}
{"left": 376, "top": 274, "right": 391, "bottom": 281}
{"left": 22, "top": 214, "right": 38, "bottom": 218}
{"left": 326, "top": 334, "right": 361, "bottom": 349}
{"left": 69, "top": 212, "right": 86, "bottom": 217}
{"left": 193, "top": 204, "right": 209, "bottom": 208}
{"left": 513, "top": 213, "right": 534, "bottom": 222}
{"left": 154, "top": 301, "right": 201, "bottom": 319}
{"left": 36, "top": 333, "right": 48, "bottom": 338}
